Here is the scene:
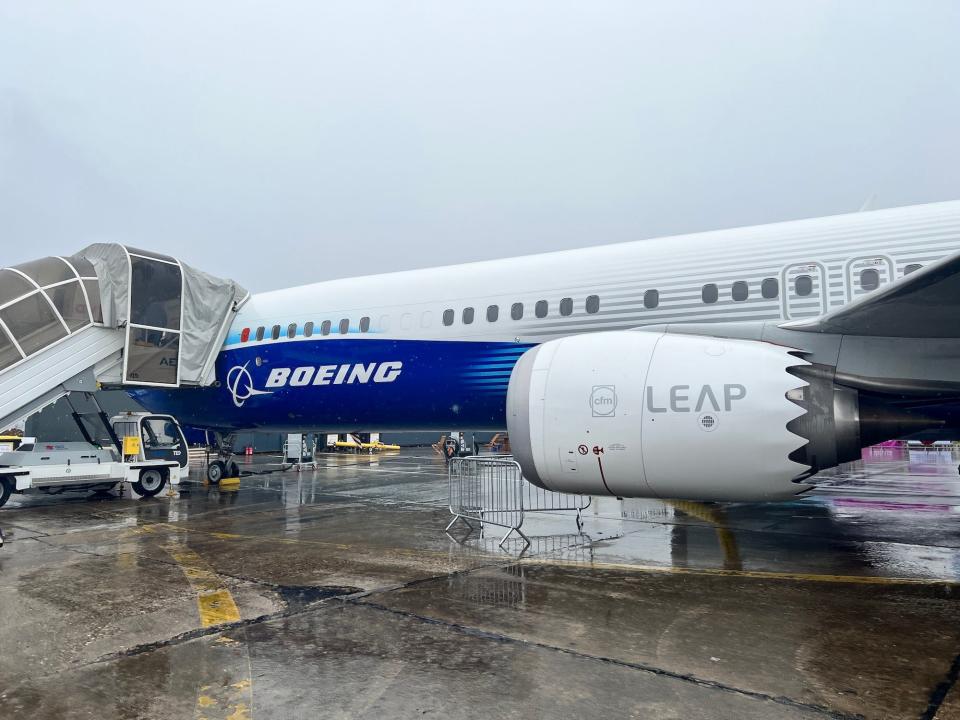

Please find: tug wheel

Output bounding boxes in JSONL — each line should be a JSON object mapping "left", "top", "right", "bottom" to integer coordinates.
{"left": 132, "top": 469, "right": 166, "bottom": 498}
{"left": 0, "top": 478, "right": 12, "bottom": 508}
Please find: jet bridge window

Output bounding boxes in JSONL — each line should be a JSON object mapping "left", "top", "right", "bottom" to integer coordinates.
{"left": 443, "top": 309, "right": 454, "bottom": 326}
{"left": 795, "top": 275, "right": 813, "bottom": 297}
{"left": 15, "top": 257, "right": 75, "bottom": 287}
{"left": 761, "top": 278, "right": 779, "bottom": 299}
{"left": 860, "top": 268, "right": 880, "bottom": 291}
{"left": 0, "top": 328, "right": 19, "bottom": 371}
{"left": 487, "top": 305, "right": 499, "bottom": 322}
{"left": 644, "top": 289, "right": 659, "bottom": 309}
{"left": 124, "top": 252, "right": 184, "bottom": 386}
{"left": 559, "top": 298, "right": 573, "bottom": 316}
{"left": 511, "top": 303, "right": 524, "bottom": 320}
{"left": 535, "top": 301, "right": 548, "bottom": 318}
{"left": 904, "top": 263, "right": 922, "bottom": 276}
{"left": 702, "top": 283, "right": 718, "bottom": 304}
{"left": 585, "top": 295, "right": 600, "bottom": 314}
{"left": 731, "top": 281, "right": 749, "bottom": 302}
{"left": 462, "top": 307, "right": 475, "bottom": 324}
{"left": 46, "top": 281, "right": 91, "bottom": 332}
{"left": 1, "top": 293, "right": 68, "bottom": 357}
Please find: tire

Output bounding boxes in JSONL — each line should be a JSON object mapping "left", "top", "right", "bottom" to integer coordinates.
{"left": 132, "top": 469, "right": 166, "bottom": 498}
{"left": 207, "top": 460, "right": 225, "bottom": 485}
{"left": 0, "top": 477, "right": 12, "bottom": 508}
{"left": 227, "top": 461, "right": 240, "bottom": 479}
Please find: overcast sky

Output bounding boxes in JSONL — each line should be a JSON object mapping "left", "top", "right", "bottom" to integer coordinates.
{"left": 1, "top": 1, "right": 958, "bottom": 292}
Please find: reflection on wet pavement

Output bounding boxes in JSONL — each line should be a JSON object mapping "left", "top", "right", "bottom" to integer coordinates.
{"left": 0, "top": 447, "right": 959, "bottom": 718}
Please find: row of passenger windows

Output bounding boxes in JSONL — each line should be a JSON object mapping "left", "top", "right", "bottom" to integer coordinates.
{"left": 442, "top": 294, "right": 602, "bottom": 326}
{"left": 241, "top": 316, "right": 372, "bottom": 342}
{"left": 238, "top": 263, "right": 924, "bottom": 342}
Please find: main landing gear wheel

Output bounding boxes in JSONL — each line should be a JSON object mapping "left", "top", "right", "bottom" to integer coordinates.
{"left": 207, "top": 460, "right": 226, "bottom": 485}
{"left": 227, "top": 461, "right": 239, "bottom": 478}
{"left": 132, "top": 469, "right": 166, "bottom": 498}
{"left": 0, "top": 477, "right": 12, "bottom": 508}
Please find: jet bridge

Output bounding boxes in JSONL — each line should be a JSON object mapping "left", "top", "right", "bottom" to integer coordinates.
{"left": 0, "top": 245, "right": 247, "bottom": 430}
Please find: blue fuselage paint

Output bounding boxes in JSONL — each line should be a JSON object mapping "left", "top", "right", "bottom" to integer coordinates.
{"left": 129, "top": 338, "right": 534, "bottom": 432}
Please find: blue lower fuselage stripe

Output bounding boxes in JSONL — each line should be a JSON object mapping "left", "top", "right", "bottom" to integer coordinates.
{"left": 129, "top": 338, "right": 535, "bottom": 432}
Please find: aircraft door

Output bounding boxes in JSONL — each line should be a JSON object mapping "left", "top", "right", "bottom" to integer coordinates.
{"left": 123, "top": 249, "right": 184, "bottom": 387}
{"left": 844, "top": 255, "right": 895, "bottom": 302}
{"left": 781, "top": 262, "right": 828, "bottom": 320}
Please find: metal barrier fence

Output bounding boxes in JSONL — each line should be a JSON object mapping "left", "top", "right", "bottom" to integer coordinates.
{"left": 447, "top": 455, "right": 591, "bottom": 548}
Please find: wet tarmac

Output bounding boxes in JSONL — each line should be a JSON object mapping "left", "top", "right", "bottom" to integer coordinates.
{"left": 0, "top": 445, "right": 959, "bottom": 719}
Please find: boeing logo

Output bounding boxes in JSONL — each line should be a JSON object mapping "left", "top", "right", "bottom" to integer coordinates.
{"left": 265, "top": 361, "right": 403, "bottom": 388}
{"left": 227, "top": 362, "right": 274, "bottom": 408}
{"left": 226, "top": 361, "right": 403, "bottom": 408}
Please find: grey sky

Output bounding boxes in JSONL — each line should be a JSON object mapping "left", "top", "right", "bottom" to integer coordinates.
{"left": 1, "top": 1, "right": 958, "bottom": 293}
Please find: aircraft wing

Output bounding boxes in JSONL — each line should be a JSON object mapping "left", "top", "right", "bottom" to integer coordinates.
{"left": 783, "top": 250, "right": 960, "bottom": 338}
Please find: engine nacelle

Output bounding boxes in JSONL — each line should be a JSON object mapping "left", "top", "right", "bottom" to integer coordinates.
{"left": 506, "top": 330, "right": 813, "bottom": 502}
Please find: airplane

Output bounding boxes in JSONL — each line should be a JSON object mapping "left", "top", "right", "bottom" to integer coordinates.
{"left": 104, "top": 199, "right": 960, "bottom": 500}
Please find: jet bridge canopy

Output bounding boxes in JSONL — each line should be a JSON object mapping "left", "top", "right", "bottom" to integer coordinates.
{"left": 0, "top": 255, "right": 103, "bottom": 373}
{"left": 80, "top": 244, "right": 248, "bottom": 387}
{"left": 0, "top": 244, "right": 246, "bottom": 390}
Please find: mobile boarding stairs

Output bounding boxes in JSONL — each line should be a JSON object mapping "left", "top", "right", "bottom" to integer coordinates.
{"left": 0, "top": 245, "right": 247, "bottom": 505}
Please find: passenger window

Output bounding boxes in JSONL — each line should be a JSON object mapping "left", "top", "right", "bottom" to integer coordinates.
{"left": 321, "top": 320, "right": 331, "bottom": 336}
{"left": 731, "top": 281, "right": 749, "bottom": 302}
{"left": 904, "top": 263, "right": 922, "bottom": 276}
{"left": 462, "top": 307, "right": 474, "bottom": 324}
{"left": 487, "top": 305, "right": 498, "bottom": 322}
{"left": 511, "top": 303, "right": 523, "bottom": 320}
{"left": 860, "top": 268, "right": 880, "bottom": 291}
{"left": 360, "top": 316, "right": 370, "bottom": 332}
{"left": 702, "top": 284, "right": 718, "bottom": 304}
{"left": 240, "top": 328, "right": 250, "bottom": 342}
{"left": 559, "top": 298, "right": 573, "bottom": 316}
{"left": 287, "top": 323, "right": 297, "bottom": 339}
{"left": 443, "top": 309, "right": 454, "bottom": 326}
{"left": 761, "top": 278, "right": 779, "bottom": 299}
{"left": 585, "top": 295, "right": 600, "bottom": 314}
{"left": 795, "top": 275, "right": 813, "bottom": 297}
{"left": 255, "top": 326, "right": 265, "bottom": 341}
{"left": 535, "top": 300, "right": 548, "bottom": 318}
{"left": 304, "top": 321, "right": 314, "bottom": 337}
{"left": 644, "top": 289, "right": 659, "bottom": 309}
{"left": 271, "top": 325, "right": 281, "bottom": 340}
{"left": 338, "top": 318, "right": 349, "bottom": 334}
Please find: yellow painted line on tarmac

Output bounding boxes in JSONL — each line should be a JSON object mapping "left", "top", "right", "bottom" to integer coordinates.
{"left": 518, "top": 557, "right": 960, "bottom": 586}
{"left": 165, "top": 544, "right": 242, "bottom": 627}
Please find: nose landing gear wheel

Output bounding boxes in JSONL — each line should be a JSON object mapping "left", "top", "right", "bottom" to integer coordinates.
{"left": 132, "top": 469, "right": 166, "bottom": 498}
{"left": 207, "top": 460, "right": 225, "bottom": 485}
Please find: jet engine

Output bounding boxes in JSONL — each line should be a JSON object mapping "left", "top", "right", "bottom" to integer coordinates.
{"left": 505, "top": 330, "right": 929, "bottom": 502}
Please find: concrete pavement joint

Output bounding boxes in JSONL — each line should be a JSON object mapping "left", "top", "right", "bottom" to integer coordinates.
{"left": 349, "top": 599, "right": 863, "bottom": 720}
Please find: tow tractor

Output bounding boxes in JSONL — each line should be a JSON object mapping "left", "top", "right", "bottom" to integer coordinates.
{"left": 0, "top": 406, "right": 189, "bottom": 509}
